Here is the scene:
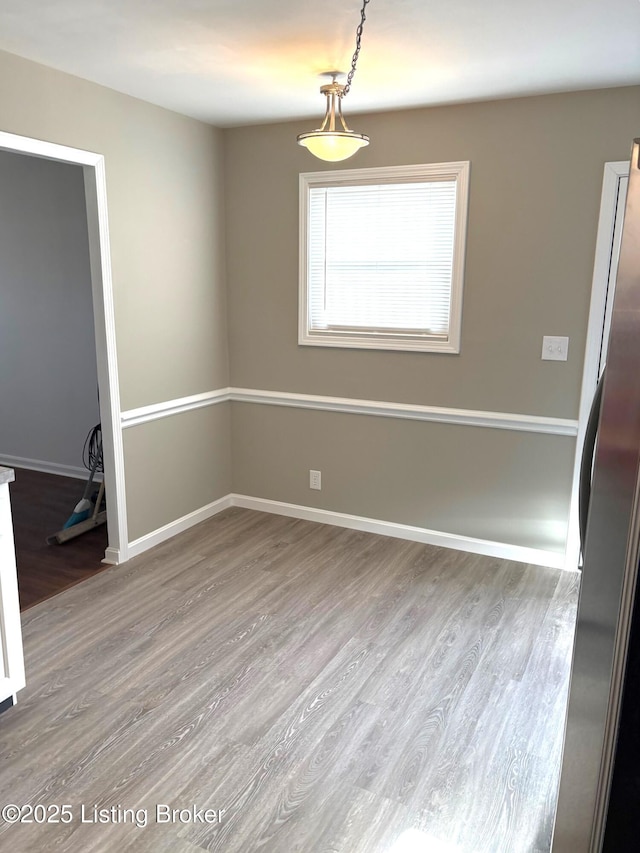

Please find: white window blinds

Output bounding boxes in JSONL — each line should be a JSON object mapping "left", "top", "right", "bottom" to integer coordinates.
{"left": 300, "top": 162, "right": 469, "bottom": 353}
{"left": 308, "top": 181, "right": 457, "bottom": 337}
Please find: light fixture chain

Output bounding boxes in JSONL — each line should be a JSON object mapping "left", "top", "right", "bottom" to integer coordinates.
{"left": 342, "top": 0, "right": 371, "bottom": 99}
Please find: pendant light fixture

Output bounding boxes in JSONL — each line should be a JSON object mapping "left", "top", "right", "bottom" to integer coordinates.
{"left": 297, "top": 0, "right": 371, "bottom": 162}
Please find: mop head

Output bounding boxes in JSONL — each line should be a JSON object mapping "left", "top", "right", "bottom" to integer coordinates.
{"left": 63, "top": 498, "right": 93, "bottom": 529}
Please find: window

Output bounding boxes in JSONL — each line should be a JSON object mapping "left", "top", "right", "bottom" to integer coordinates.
{"left": 299, "top": 161, "right": 470, "bottom": 353}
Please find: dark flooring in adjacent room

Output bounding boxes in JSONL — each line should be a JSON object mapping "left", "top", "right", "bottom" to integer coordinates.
{"left": 8, "top": 467, "right": 108, "bottom": 610}
{"left": 0, "top": 507, "right": 579, "bottom": 852}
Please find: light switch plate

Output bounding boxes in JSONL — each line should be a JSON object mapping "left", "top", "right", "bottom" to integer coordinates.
{"left": 542, "top": 335, "right": 569, "bottom": 361}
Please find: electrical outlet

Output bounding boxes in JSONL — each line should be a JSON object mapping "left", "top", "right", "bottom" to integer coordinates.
{"left": 309, "top": 469, "right": 322, "bottom": 490}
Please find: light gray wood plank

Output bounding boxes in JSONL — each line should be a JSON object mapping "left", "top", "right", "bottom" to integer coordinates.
{"left": 0, "top": 509, "right": 578, "bottom": 852}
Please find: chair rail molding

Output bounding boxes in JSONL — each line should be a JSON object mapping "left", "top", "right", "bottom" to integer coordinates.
{"left": 121, "top": 387, "right": 578, "bottom": 436}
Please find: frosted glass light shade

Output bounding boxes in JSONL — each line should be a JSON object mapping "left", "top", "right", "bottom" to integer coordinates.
{"left": 297, "top": 130, "right": 370, "bottom": 162}
{"left": 297, "top": 80, "right": 369, "bottom": 162}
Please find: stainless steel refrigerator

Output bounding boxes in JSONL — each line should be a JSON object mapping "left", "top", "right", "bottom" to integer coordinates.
{"left": 552, "top": 138, "right": 640, "bottom": 852}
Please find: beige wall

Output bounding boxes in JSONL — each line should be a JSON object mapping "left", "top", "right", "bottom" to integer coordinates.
{"left": 225, "top": 87, "right": 640, "bottom": 553}
{"left": 123, "top": 404, "right": 231, "bottom": 542}
{"left": 0, "top": 49, "right": 231, "bottom": 540}
{"left": 231, "top": 404, "right": 575, "bottom": 553}
{"left": 225, "top": 87, "right": 638, "bottom": 414}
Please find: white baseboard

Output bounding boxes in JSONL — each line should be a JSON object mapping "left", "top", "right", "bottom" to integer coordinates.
{"left": 0, "top": 454, "right": 102, "bottom": 482}
{"left": 123, "top": 491, "right": 568, "bottom": 570}
{"left": 127, "top": 495, "right": 234, "bottom": 560}
{"left": 230, "top": 494, "right": 568, "bottom": 570}
{"left": 102, "top": 547, "right": 121, "bottom": 565}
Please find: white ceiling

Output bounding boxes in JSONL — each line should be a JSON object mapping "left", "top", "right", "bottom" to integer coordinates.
{"left": 0, "top": 0, "right": 638, "bottom": 127}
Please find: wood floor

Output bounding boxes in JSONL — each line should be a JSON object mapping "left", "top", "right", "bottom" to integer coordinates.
{"left": 0, "top": 508, "right": 579, "bottom": 852}
{"left": 8, "top": 467, "right": 108, "bottom": 610}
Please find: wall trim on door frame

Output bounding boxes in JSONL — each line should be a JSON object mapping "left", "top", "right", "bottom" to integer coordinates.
{"left": 565, "top": 159, "right": 630, "bottom": 569}
{"left": 121, "top": 386, "right": 579, "bottom": 436}
{"left": 0, "top": 131, "right": 128, "bottom": 566}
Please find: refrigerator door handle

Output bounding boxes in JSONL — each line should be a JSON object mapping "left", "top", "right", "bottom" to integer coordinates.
{"left": 578, "top": 367, "right": 606, "bottom": 564}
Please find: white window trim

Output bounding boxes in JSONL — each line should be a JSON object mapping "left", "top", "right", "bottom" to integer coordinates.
{"left": 298, "top": 161, "right": 470, "bottom": 353}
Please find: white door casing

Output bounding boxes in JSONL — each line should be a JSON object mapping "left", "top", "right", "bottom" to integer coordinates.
{"left": 0, "top": 476, "right": 24, "bottom": 705}
{"left": 0, "top": 130, "right": 128, "bottom": 566}
{"left": 0, "top": 130, "right": 127, "bottom": 705}
{"left": 564, "top": 161, "right": 629, "bottom": 570}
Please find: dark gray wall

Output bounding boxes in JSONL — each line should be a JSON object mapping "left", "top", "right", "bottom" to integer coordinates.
{"left": 0, "top": 149, "right": 99, "bottom": 473}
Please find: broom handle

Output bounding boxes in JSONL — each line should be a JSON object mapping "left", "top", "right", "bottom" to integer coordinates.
{"left": 81, "top": 438, "right": 103, "bottom": 501}
{"left": 91, "top": 481, "right": 105, "bottom": 521}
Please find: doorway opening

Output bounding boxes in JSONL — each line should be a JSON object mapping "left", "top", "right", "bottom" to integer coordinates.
{"left": 565, "top": 160, "right": 629, "bottom": 569}
{"left": 0, "top": 130, "right": 128, "bottom": 607}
